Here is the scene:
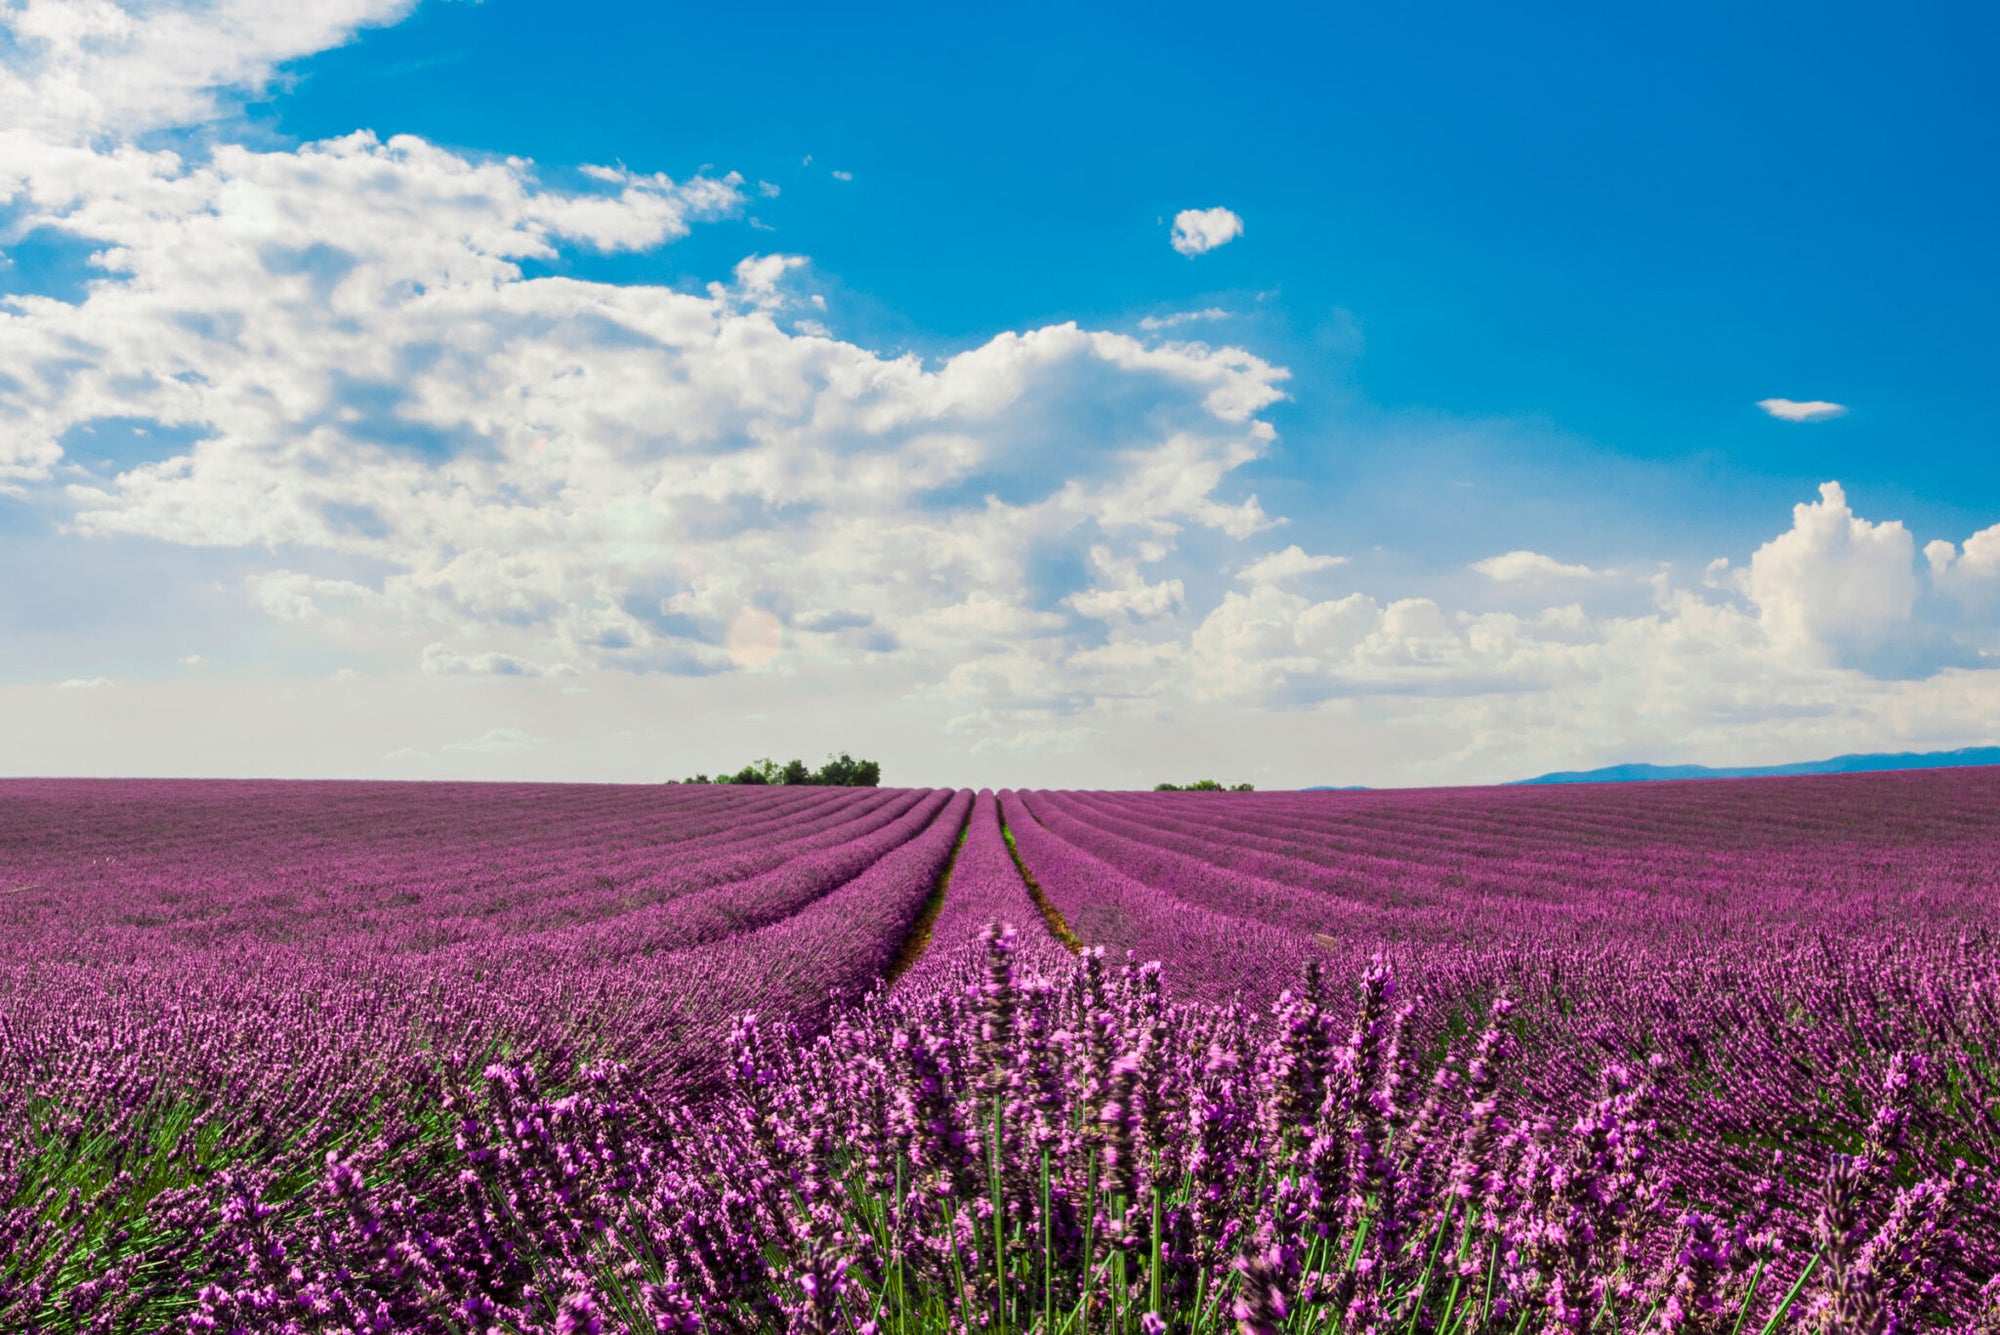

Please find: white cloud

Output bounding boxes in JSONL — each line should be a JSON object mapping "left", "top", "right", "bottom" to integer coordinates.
{"left": 178, "top": 653, "right": 205, "bottom": 667}
{"left": 1742, "top": 482, "right": 1919, "bottom": 665}
{"left": 1139, "top": 307, "right": 1231, "bottom": 331}
{"left": 1757, "top": 398, "right": 1848, "bottom": 423}
{"left": 1921, "top": 521, "right": 2000, "bottom": 620}
{"left": 712, "top": 252, "right": 807, "bottom": 310}
{"left": 55, "top": 675, "right": 114, "bottom": 689}
{"left": 1927, "top": 523, "right": 2000, "bottom": 583}
{"left": 0, "top": 42, "right": 1288, "bottom": 734}
{"left": 1169, "top": 207, "right": 1244, "bottom": 257}
{"left": 0, "top": 0, "right": 416, "bottom": 142}
{"left": 1472, "top": 550, "right": 1600, "bottom": 581}
{"left": 1067, "top": 545, "right": 1186, "bottom": 622}
{"left": 831, "top": 169, "right": 852, "bottom": 181}
{"left": 1237, "top": 545, "right": 1346, "bottom": 584}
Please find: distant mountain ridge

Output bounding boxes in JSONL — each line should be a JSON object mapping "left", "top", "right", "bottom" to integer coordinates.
{"left": 1512, "top": 746, "right": 2000, "bottom": 786}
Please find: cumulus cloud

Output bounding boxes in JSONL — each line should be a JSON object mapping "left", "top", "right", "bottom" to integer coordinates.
{"left": 1757, "top": 398, "right": 1848, "bottom": 423}
{"left": 1927, "top": 523, "right": 2000, "bottom": 585}
{"left": 1920, "top": 522, "right": 2000, "bottom": 627}
{"left": 1472, "top": 550, "right": 1600, "bottom": 581}
{"left": 1237, "top": 545, "right": 1346, "bottom": 584}
{"left": 1742, "top": 482, "right": 1920, "bottom": 666}
{"left": 1165, "top": 478, "right": 2000, "bottom": 776}
{"left": 1067, "top": 546, "right": 1186, "bottom": 622}
{"left": 0, "top": 0, "right": 417, "bottom": 142}
{"left": 55, "top": 675, "right": 114, "bottom": 690}
{"left": 1169, "top": 207, "right": 1244, "bottom": 257}
{"left": 714, "top": 252, "right": 808, "bottom": 309}
{"left": 0, "top": 7, "right": 1289, "bottom": 755}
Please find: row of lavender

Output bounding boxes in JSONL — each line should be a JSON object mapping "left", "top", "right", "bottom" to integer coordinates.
{"left": 5, "top": 773, "right": 2000, "bottom": 1329}
{"left": 1016, "top": 774, "right": 2000, "bottom": 946}
{"left": 3, "top": 781, "right": 928, "bottom": 951}
{"left": 0, "top": 781, "right": 992, "bottom": 1330}
{"left": 960, "top": 777, "right": 2000, "bottom": 1330}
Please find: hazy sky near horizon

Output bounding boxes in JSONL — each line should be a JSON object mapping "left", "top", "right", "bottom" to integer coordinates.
{"left": 3, "top": 0, "right": 1998, "bottom": 788}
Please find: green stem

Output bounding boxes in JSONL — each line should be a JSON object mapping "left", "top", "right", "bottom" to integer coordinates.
{"left": 1114, "top": 1193, "right": 1128, "bottom": 1335}
{"left": 1756, "top": 1252, "right": 1821, "bottom": 1335}
{"left": 994, "top": 1094, "right": 1008, "bottom": 1333}
{"left": 896, "top": 1152, "right": 907, "bottom": 1335}
{"left": 1727, "top": 1259, "right": 1766, "bottom": 1335}
{"left": 1043, "top": 1149, "right": 1054, "bottom": 1335}
{"left": 1078, "top": 1149, "right": 1098, "bottom": 1335}
{"left": 1150, "top": 1186, "right": 1163, "bottom": 1320}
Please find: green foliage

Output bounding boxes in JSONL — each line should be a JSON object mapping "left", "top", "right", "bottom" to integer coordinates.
{"left": 1152, "top": 780, "right": 1255, "bottom": 791}
{"left": 813, "top": 752, "right": 881, "bottom": 787}
{"left": 673, "top": 752, "right": 882, "bottom": 786}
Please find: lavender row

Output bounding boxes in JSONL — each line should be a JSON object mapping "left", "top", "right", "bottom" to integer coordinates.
{"left": 1000, "top": 789, "right": 1318, "bottom": 1010}
{"left": 1039, "top": 783, "right": 2000, "bottom": 942}
{"left": 0, "top": 789, "right": 979, "bottom": 1328}
{"left": 2, "top": 783, "right": 915, "bottom": 960}
{"left": 1016, "top": 788, "right": 1409, "bottom": 946}
{"left": 889, "top": 789, "right": 1071, "bottom": 999}
{"left": 1001, "top": 786, "right": 2000, "bottom": 1263}
{"left": 1091, "top": 770, "right": 2000, "bottom": 889}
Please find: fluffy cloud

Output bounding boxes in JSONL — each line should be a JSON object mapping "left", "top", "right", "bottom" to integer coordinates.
{"left": 1471, "top": 550, "right": 1600, "bottom": 581}
{"left": 1922, "top": 522, "right": 2000, "bottom": 625}
{"left": 1757, "top": 398, "right": 1848, "bottom": 423}
{"left": 1173, "top": 480, "right": 2000, "bottom": 777}
{"left": 0, "top": 0, "right": 416, "bottom": 142}
{"left": 1741, "top": 482, "right": 1920, "bottom": 666}
{"left": 0, "top": 18, "right": 1289, "bottom": 753}
{"left": 1927, "top": 523, "right": 2000, "bottom": 585}
{"left": 1169, "top": 207, "right": 1244, "bottom": 257}
{"left": 1237, "top": 545, "right": 1346, "bottom": 584}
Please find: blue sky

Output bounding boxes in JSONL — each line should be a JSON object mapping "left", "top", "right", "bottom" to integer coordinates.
{"left": 2, "top": 0, "right": 1997, "bottom": 786}
{"left": 263, "top": 0, "right": 2000, "bottom": 546}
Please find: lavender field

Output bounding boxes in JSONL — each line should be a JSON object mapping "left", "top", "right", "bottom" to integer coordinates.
{"left": 5, "top": 772, "right": 2000, "bottom": 1332}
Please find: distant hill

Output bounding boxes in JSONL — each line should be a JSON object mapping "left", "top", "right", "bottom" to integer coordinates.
{"left": 1513, "top": 746, "right": 2000, "bottom": 786}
